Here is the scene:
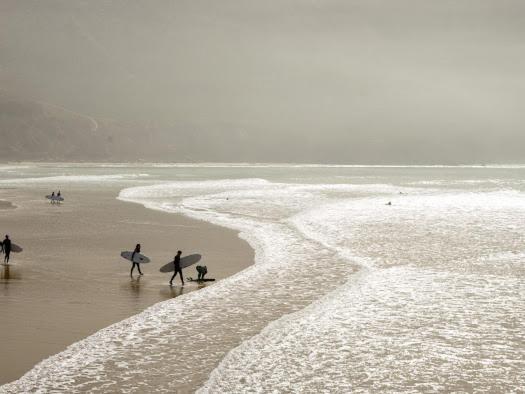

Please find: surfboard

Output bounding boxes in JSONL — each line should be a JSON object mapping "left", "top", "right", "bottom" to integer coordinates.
{"left": 46, "top": 195, "right": 64, "bottom": 202}
{"left": 159, "top": 254, "right": 202, "bottom": 272}
{"left": 10, "top": 244, "right": 23, "bottom": 253}
{"left": 120, "top": 251, "right": 151, "bottom": 264}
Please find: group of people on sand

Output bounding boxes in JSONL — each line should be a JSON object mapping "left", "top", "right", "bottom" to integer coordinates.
{"left": 130, "top": 244, "right": 184, "bottom": 286}
{"left": 49, "top": 190, "right": 62, "bottom": 202}
{"left": 0, "top": 235, "right": 12, "bottom": 264}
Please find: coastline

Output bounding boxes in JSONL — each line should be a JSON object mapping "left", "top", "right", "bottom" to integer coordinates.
{"left": 0, "top": 186, "right": 254, "bottom": 385}
{"left": 2, "top": 165, "right": 521, "bottom": 391}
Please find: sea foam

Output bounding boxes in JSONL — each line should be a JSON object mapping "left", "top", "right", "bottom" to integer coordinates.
{"left": 3, "top": 179, "right": 396, "bottom": 392}
{"left": 2, "top": 177, "right": 524, "bottom": 392}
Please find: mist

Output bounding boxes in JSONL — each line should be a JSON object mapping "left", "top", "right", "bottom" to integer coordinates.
{"left": 1, "top": 0, "right": 524, "bottom": 163}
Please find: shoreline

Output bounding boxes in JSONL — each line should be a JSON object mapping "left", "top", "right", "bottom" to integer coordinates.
{"left": 2, "top": 178, "right": 363, "bottom": 392}
{"left": 0, "top": 186, "right": 254, "bottom": 385}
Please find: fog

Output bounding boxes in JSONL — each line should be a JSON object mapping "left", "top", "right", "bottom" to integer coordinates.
{"left": 1, "top": 0, "right": 524, "bottom": 163}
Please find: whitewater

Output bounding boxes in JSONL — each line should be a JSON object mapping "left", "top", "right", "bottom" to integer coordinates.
{"left": 1, "top": 165, "right": 524, "bottom": 392}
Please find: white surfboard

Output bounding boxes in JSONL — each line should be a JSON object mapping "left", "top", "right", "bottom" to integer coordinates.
{"left": 120, "top": 251, "right": 151, "bottom": 264}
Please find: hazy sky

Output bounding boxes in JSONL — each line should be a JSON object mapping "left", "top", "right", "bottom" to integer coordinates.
{"left": 1, "top": 0, "right": 524, "bottom": 162}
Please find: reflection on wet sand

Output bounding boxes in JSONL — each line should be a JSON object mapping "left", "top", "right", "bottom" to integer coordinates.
{"left": 123, "top": 277, "right": 204, "bottom": 300}
{"left": 159, "top": 284, "right": 186, "bottom": 299}
{"left": 1, "top": 265, "right": 20, "bottom": 280}
{"left": 128, "top": 276, "right": 142, "bottom": 295}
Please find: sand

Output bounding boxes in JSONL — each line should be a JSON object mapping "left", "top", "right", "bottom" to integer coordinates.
{"left": 0, "top": 187, "right": 253, "bottom": 385}
{"left": 0, "top": 201, "right": 15, "bottom": 210}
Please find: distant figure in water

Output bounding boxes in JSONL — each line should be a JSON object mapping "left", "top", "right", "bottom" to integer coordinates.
{"left": 130, "top": 243, "right": 143, "bottom": 276}
{"left": 386, "top": 201, "right": 392, "bottom": 206}
{"left": 57, "top": 190, "right": 61, "bottom": 197}
{"left": 3, "top": 235, "right": 11, "bottom": 264}
{"left": 170, "top": 250, "right": 184, "bottom": 286}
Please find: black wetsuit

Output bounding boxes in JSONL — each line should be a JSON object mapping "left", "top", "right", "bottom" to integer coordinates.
{"left": 170, "top": 254, "right": 183, "bottom": 285}
{"left": 130, "top": 247, "right": 143, "bottom": 276}
{"left": 197, "top": 265, "right": 207, "bottom": 280}
{"left": 4, "top": 238, "right": 11, "bottom": 263}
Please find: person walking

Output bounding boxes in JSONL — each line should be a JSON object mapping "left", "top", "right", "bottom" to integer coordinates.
{"left": 170, "top": 250, "right": 184, "bottom": 286}
{"left": 130, "top": 243, "right": 144, "bottom": 277}
{"left": 3, "top": 235, "right": 12, "bottom": 264}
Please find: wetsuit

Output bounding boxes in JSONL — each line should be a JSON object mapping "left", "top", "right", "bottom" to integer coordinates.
{"left": 197, "top": 265, "right": 207, "bottom": 280}
{"left": 4, "top": 238, "right": 11, "bottom": 263}
{"left": 130, "top": 246, "right": 143, "bottom": 276}
{"left": 170, "top": 254, "right": 184, "bottom": 285}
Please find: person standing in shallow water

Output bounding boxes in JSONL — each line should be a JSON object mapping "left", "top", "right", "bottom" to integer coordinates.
{"left": 170, "top": 250, "right": 184, "bottom": 286}
{"left": 130, "top": 243, "right": 143, "bottom": 277}
{"left": 3, "top": 235, "right": 12, "bottom": 264}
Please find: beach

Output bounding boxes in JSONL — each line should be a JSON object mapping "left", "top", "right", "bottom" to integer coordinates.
{"left": 0, "top": 185, "right": 253, "bottom": 385}
{"left": 1, "top": 164, "right": 523, "bottom": 392}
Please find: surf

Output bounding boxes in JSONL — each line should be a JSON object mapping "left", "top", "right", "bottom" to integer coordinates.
{"left": 2, "top": 174, "right": 524, "bottom": 392}
{"left": 2, "top": 179, "right": 372, "bottom": 391}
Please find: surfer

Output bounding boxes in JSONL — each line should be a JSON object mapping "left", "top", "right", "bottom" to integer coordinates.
{"left": 3, "top": 235, "right": 11, "bottom": 264}
{"left": 57, "top": 190, "right": 61, "bottom": 198}
{"left": 196, "top": 265, "right": 207, "bottom": 281}
{"left": 130, "top": 243, "right": 144, "bottom": 276}
{"left": 169, "top": 250, "right": 184, "bottom": 286}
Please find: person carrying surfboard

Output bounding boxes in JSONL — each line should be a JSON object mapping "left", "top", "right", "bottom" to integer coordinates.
{"left": 3, "top": 235, "right": 11, "bottom": 264}
{"left": 169, "top": 250, "right": 184, "bottom": 286}
{"left": 130, "top": 243, "right": 144, "bottom": 276}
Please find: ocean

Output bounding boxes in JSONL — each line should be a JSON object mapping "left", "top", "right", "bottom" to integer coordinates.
{"left": 1, "top": 163, "right": 524, "bottom": 392}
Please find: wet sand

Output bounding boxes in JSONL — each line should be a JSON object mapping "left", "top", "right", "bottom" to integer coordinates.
{"left": 0, "top": 201, "right": 15, "bottom": 210}
{"left": 0, "top": 187, "right": 253, "bottom": 385}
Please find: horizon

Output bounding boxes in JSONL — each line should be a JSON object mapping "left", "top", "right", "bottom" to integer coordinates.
{"left": 4, "top": 161, "right": 525, "bottom": 168}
